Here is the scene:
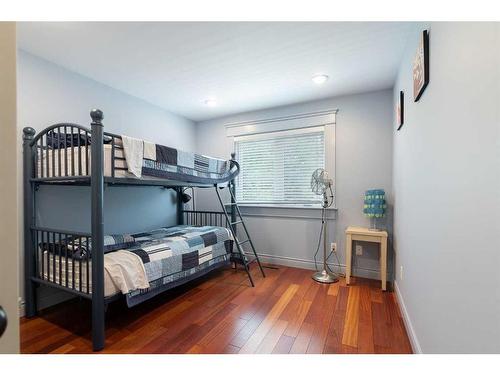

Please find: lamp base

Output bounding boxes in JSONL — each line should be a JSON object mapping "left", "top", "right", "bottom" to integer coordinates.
{"left": 312, "top": 270, "right": 338, "bottom": 284}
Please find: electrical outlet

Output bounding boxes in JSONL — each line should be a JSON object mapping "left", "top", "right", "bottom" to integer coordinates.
{"left": 400, "top": 265, "right": 404, "bottom": 281}
{"left": 330, "top": 242, "right": 337, "bottom": 253}
{"left": 355, "top": 244, "right": 363, "bottom": 256}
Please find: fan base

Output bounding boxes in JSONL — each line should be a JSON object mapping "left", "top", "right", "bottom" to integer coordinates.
{"left": 312, "top": 270, "right": 338, "bottom": 284}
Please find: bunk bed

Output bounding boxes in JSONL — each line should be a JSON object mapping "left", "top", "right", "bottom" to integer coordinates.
{"left": 23, "top": 109, "right": 265, "bottom": 351}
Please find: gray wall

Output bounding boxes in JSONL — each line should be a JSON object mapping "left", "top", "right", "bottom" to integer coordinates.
{"left": 195, "top": 89, "right": 394, "bottom": 279}
{"left": 17, "top": 51, "right": 196, "bottom": 308}
{"left": 392, "top": 23, "right": 500, "bottom": 353}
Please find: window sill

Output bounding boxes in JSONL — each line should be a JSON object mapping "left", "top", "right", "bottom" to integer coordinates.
{"left": 238, "top": 203, "right": 337, "bottom": 210}
{"left": 237, "top": 204, "right": 337, "bottom": 220}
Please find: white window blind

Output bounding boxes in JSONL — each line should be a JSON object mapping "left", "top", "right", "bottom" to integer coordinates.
{"left": 234, "top": 126, "right": 325, "bottom": 206}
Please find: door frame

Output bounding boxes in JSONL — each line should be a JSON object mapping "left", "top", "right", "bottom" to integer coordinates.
{"left": 0, "top": 21, "right": 20, "bottom": 354}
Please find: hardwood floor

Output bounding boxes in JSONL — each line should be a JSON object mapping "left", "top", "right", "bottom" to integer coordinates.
{"left": 20, "top": 265, "right": 413, "bottom": 354}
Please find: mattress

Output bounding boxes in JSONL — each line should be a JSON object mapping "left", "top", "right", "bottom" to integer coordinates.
{"left": 39, "top": 225, "right": 234, "bottom": 301}
{"left": 41, "top": 251, "right": 124, "bottom": 297}
{"left": 36, "top": 144, "right": 131, "bottom": 179}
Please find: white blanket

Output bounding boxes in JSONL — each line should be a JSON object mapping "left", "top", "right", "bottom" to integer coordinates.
{"left": 121, "top": 135, "right": 144, "bottom": 178}
{"left": 104, "top": 250, "right": 150, "bottom": 294}
{"left": 42, "top": 250, "right": 149, "bottom": 297}
{"left": 143, "top": 141, "right": 156, "bottom": 160}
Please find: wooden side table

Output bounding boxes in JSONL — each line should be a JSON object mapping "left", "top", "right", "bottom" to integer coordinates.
{"left": 345, "top": 226, "right": 388, "bottom": 291}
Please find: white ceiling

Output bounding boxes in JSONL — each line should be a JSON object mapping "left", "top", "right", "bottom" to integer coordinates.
{"left": 17, "top": 22, "right": 415, "bottom": 122}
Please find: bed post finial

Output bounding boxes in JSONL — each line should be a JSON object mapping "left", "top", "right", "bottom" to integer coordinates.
{"left": 23, "top": 127, "right": 36, "bottom": 141}
{"left": 90, "top": 109, "right": 104, "bottom": 125}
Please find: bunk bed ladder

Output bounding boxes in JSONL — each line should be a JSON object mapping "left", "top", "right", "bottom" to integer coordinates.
{"left": 214, "top": 184, "right": 266, "bottom": 288}
{"left": 226, "top": 186, "right": 266, "bottom": 278}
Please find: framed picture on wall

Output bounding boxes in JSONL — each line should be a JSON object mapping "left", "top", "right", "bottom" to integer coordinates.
{"left": 397, "top": 91, "right": 404, "bottom": 130}
{"left": 413, "top": 29, "right": 430, "bottom": 101}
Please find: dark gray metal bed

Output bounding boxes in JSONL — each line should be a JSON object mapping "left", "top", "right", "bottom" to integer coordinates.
{"left": 22, "top": 109, "right": 265, "bottom": 351}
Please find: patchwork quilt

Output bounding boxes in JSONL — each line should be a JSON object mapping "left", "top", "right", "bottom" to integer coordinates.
{"left": 126, "top": 225, "right": 232, "bottom": 280}
{"left": 120, "top": 135, "right": 235, "bottom": 181}
{"left": 142, "top": 144, "right": 234, "bottom": 181}
{"left": 124, "top": 225, "right": 234, "bottom": 304}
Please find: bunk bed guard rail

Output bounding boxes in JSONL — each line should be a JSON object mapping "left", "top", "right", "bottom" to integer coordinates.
{"left": 26, "top": 116, "right": 132, "bottom": 182}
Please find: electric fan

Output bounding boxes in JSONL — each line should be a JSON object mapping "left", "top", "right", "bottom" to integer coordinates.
{"left": 310, "top": 168, "right": 338, "bottom": 284}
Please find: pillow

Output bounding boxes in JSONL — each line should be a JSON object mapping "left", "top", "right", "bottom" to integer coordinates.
{"left": 46, "top": 130, "right": 112, "bottom": 149}
{"left": 103, "top": 234, "right": 136, "bottom": 252}
{"left": 46, "top": 130, "right": 90, "bottom": 149}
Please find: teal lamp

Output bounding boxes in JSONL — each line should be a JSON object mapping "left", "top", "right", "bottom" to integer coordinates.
{"left": 363, "top": 189, "right": 386, "bottom": 231}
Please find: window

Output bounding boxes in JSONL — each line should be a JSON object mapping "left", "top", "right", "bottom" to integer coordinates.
{"left": 234, "top": 126, "right": 325, "bottom": 206}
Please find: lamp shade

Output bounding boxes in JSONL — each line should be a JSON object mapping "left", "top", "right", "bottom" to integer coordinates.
{"left": 363, "top": 189, "right": 386, "bottom": 218}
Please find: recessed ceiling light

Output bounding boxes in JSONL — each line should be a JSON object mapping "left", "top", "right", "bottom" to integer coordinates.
{"left": 204, "top": 98, "right": 217, "bottom": 107}
{"left": 312, "top": 74, "right": 329, "bottom": 85}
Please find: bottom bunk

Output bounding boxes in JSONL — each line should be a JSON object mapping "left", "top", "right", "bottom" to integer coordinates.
{"left": 37, "top": 225, "right": 235, "bottom": 306}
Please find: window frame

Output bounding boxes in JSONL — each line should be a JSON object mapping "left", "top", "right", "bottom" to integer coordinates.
{"left": 226, "top": 110, "right": 336, "bottom": 209}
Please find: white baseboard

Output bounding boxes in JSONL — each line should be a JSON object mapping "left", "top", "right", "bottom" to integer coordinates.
{"left": 256, "top": 252, "right": 388, "bottom": 281}
{"left": 394, "top": 281, "right": 422, "bottom": 354}
{"left": 18, "top": 297, "right": 25, "bottom": 318}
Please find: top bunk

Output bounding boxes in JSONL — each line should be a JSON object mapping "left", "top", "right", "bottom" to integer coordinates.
{"left": 22, "top": 109, "right": 239, "bottom": 188}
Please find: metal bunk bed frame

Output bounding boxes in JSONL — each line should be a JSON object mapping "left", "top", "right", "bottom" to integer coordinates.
{"left": 22, "top": 109, "right": 264, "bottom": 351}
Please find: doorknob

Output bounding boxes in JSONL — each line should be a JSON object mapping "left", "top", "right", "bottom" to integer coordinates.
{"left": 0, "top": 306, "right": 7, "bottom": 338}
